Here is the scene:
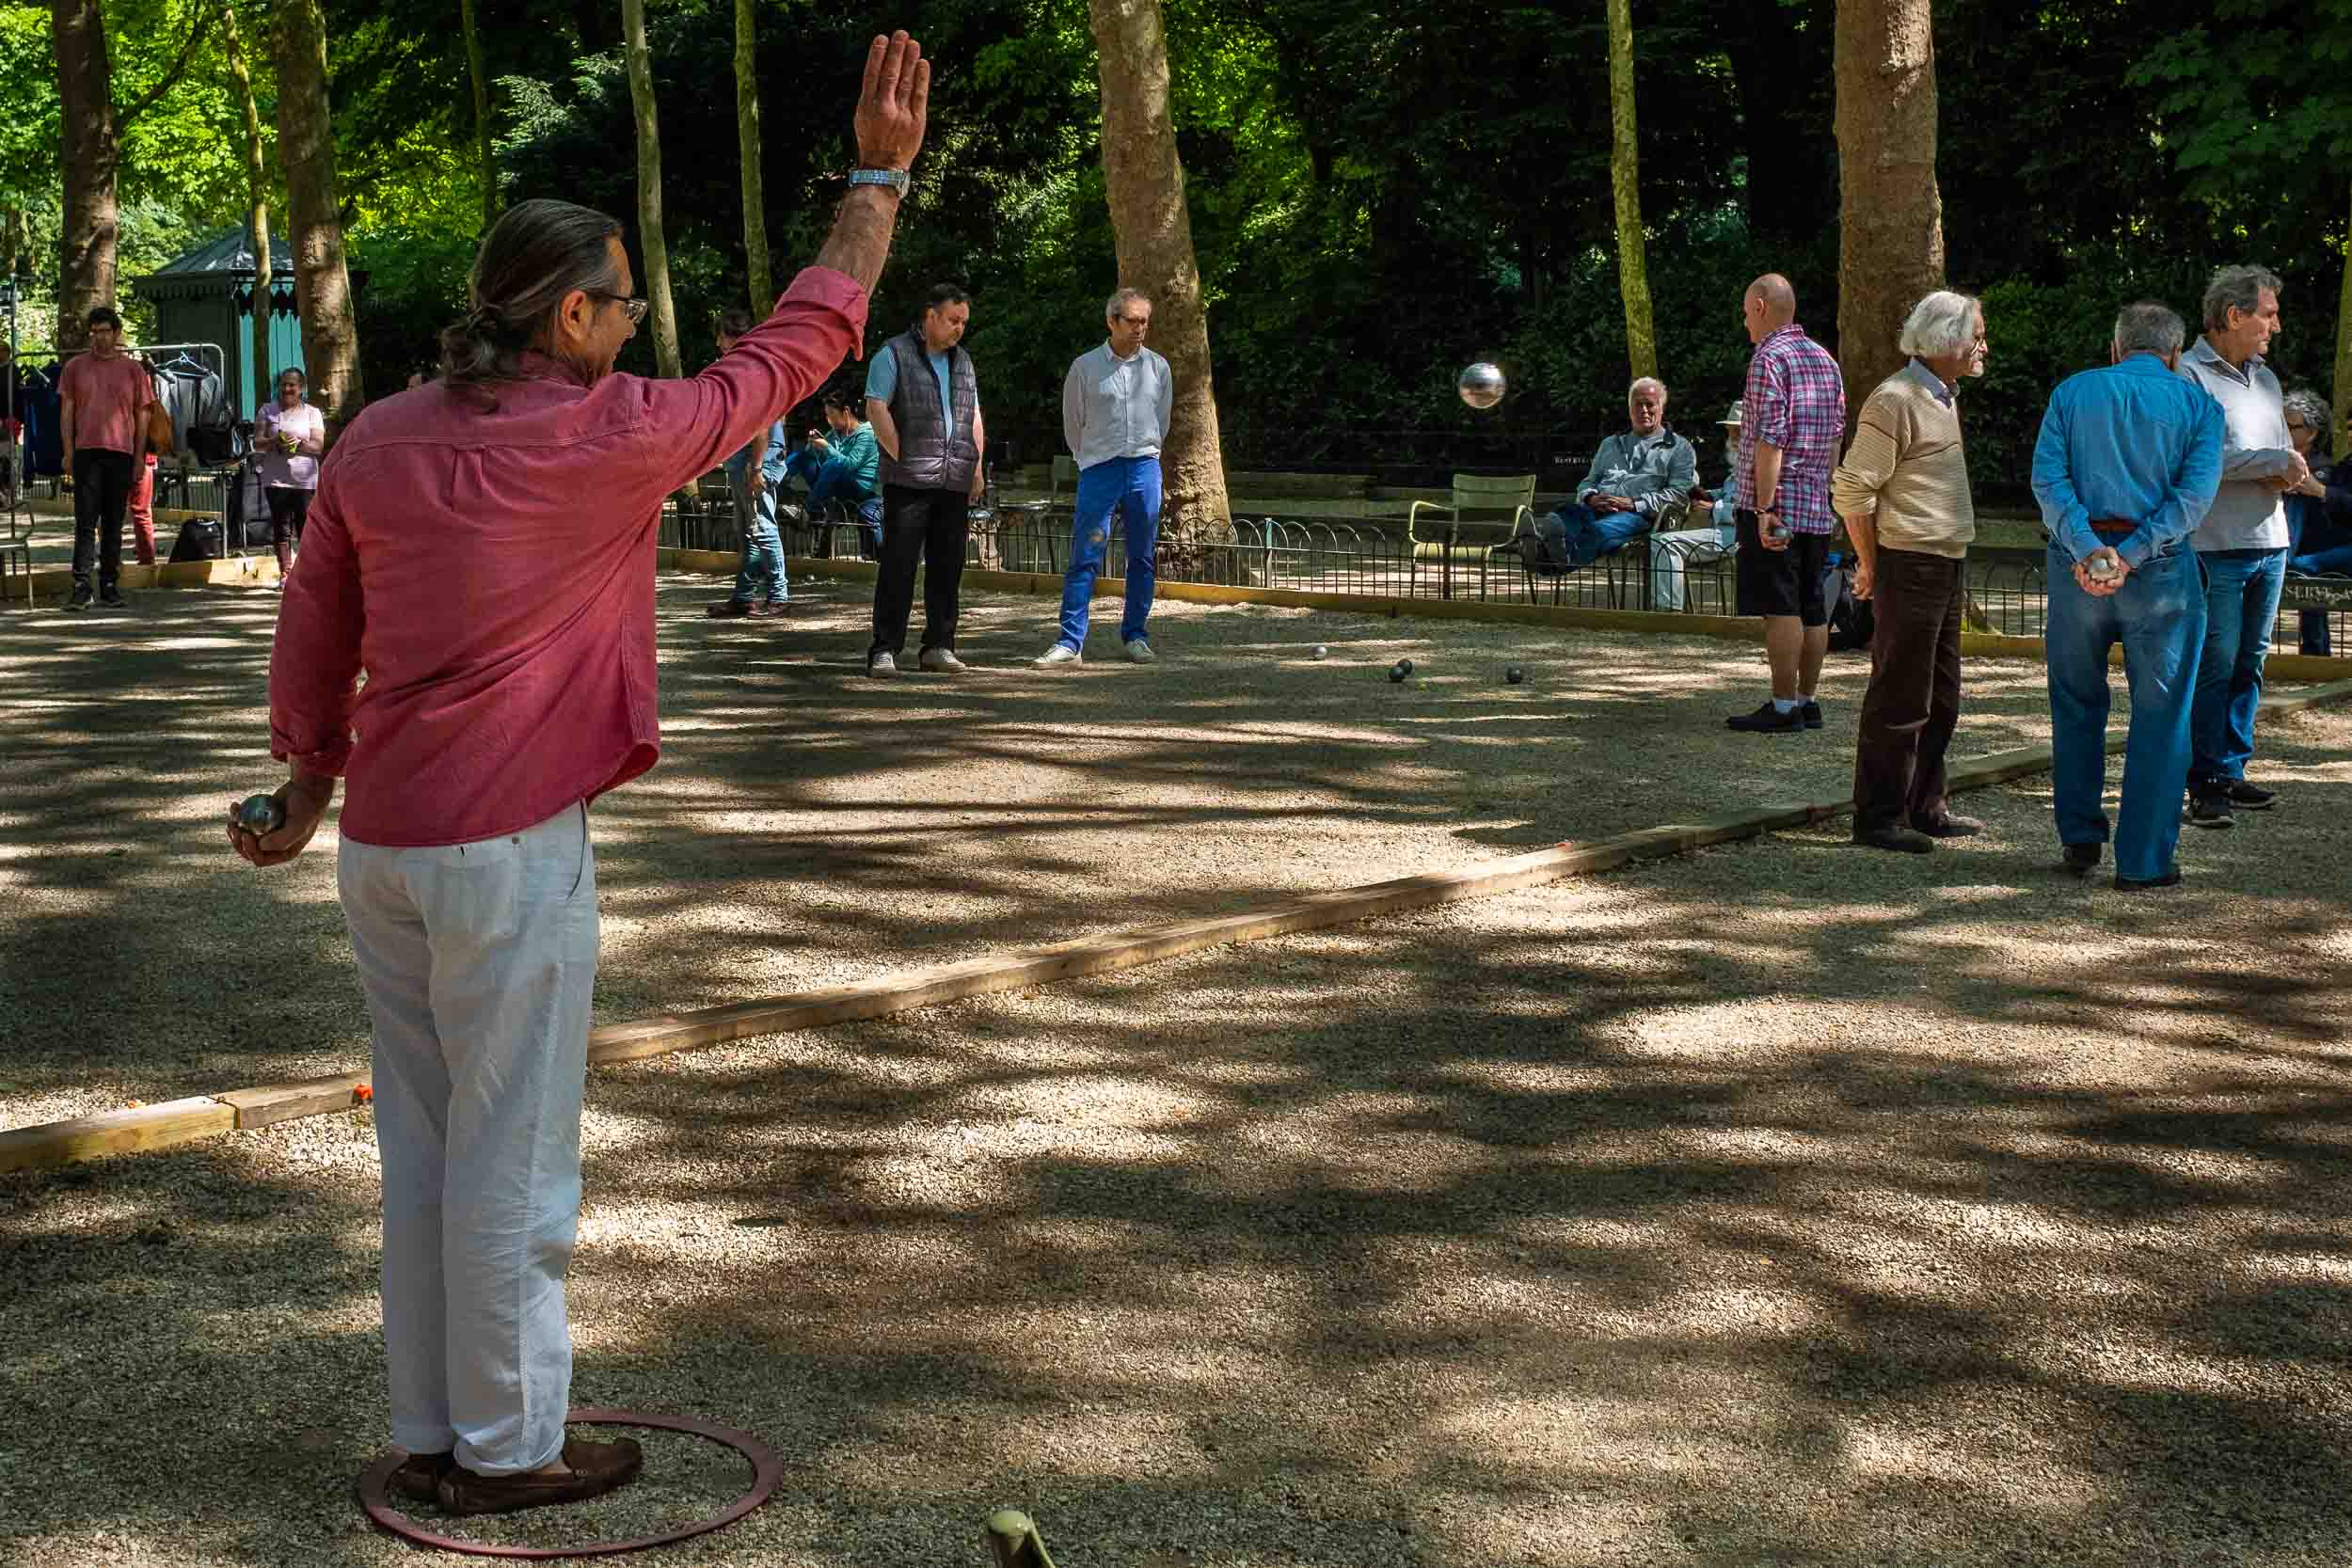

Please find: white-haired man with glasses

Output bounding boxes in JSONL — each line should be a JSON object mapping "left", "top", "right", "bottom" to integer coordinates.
{"left": 1831, "top": 290, "right": 1988, "bottom": 853}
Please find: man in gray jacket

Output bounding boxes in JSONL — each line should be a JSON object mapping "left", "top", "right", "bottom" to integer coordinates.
{"left": 866, "top": 282, "right": 986, "bottom": 675}
{"left": 2176, "top": 264, "right": 2299, "bottom": 828}
{"left": 1538, "top": 378, "right": 1698, "bottom": 571}
{"left": 1036, "top": 287, "right": 1173, "bottom": 666}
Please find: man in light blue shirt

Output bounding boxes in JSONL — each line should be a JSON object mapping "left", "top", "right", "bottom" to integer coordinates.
{"left": 2175, "top": 264, "right": 2299, "bottom": 827}
{"left": 709, "top": 308, "right": 789, "bottom": 617}
{"left": 2030, "top": 300, "right": 2224, "bottom": 889}
{"left": 1036, "top": 287, "right": 1173, "bottom": 666}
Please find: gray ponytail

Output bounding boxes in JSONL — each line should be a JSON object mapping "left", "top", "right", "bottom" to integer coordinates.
{"left": 438, "top": 198, "right": 625, "bottom": 408}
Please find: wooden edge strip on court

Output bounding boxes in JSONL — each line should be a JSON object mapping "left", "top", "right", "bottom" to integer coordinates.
{"left": 4, "top": 668, "right": 2349, "bottom": 1173}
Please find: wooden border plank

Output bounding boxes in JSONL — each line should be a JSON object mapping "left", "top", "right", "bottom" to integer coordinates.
{"left": 215, "top": 1073, "right": 371, "bottom": 1129}
{"left": 0, "top": 1098, "right": 234, "bottom": 1172}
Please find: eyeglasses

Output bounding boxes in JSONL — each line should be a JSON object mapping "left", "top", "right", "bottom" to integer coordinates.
{"left": 1114, "top": 315, "right": 1150, "bottom": 328}
{"left": 590, "top": 292, "right": 650, "bottom": 324}
{"left": 2287, "top": 420, "right": 2312, "bottom": 433}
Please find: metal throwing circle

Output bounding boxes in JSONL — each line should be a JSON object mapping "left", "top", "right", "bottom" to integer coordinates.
{"left": 357, "top": 1406, "right": 782, "bottom": 1560}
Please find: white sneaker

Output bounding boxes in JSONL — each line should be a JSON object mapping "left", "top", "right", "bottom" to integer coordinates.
{"left": 1124, "top": 639, "right": 1157, "bottom": 664}
{"left": 1033, "top": 643, "right": 1082, "bottom": 666}
{"left": 919, "top": 647, "right": 968, "bottom": 673}
{"left": 868, "top": 652, "right": 898, "bottom": 676}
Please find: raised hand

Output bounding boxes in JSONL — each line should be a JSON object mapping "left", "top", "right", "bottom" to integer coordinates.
{"left": 854, "top": 31, "right": 930, "bottom": 172}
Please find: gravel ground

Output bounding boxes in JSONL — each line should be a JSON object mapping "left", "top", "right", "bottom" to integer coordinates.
{"left": 1, "top": 572, "right": 2091, "bottom": 1128}
{"left": 4, "top": 699, "right": 2350, "bottom": 1565}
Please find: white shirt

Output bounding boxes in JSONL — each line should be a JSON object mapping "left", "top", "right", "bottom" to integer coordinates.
{"left": 1062, "top": 341, "right": 1172, "bottom": 470}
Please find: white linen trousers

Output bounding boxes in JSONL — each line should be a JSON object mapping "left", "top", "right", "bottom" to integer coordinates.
{"left": 339, "top": 800, "right": 598, "bottom": 1473}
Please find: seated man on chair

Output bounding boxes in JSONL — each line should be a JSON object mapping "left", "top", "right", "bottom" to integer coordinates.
{"left": 784, "top": 386, "right": 884, "bottom": 558}
{"left": 1544, "top": 377, "right": 1697, "bottom": 569}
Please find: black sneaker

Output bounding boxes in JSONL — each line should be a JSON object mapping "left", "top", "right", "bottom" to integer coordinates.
{"left": 2115, "top": 865, "right": 2184, "bottom": 891}
{"left": 2185, "top": 793, "right": 2234, "bottom": 831}
{"left": 1726, "top": 702, "right": 1804, "bottom": 735}
{"left": 66, "top": 584, "right": 93, "bottom": 612}
{"left": 2225, "top": 780, "right": 2277, "bottom": 811}
{"left": 97, "top": 586, "right": 126, "bottom": 610}
{"left": 1853, "top": 824, "right": 1935, "bottom": 854}
{"left": 1800, "top": 701, "right": 1823, "bottom": 730}
{"left": 2059, "top": 842, "right": 2103, "bottom": 875}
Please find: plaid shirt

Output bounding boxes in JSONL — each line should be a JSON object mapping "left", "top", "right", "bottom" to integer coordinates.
{"left": 1724, "top": 324, "right": 1847, "bottom": 535}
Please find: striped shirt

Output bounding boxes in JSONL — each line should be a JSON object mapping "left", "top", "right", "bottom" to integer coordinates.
{"left": 1724, "top": 323, "right": 1847, "bottom": 535}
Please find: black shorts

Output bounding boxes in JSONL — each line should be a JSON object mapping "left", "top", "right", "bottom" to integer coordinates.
{"left": 1735, "top": 509, "right": 1831, "bottom": 626}
{"left": 266, "top": 485, "right": 312, "bottom": 546}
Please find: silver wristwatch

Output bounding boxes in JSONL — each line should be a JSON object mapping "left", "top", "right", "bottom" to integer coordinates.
{"left": 848, "top": 167, "right": 909, "bottom": 196}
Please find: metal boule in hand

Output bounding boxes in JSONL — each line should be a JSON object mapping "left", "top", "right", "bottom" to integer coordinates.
{"left": 236, "top": 793, "right": 286, "bottom": 836}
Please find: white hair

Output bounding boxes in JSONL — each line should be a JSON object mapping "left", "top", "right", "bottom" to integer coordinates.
{"left": 1628, "top": 376, "right": 1666, "bottom": 404}
{"left": 1898, "top": 291, "right": 1982, "bottom": 358}
{"left": 1104, "top": 287, "right": 1150, "bottom": 324}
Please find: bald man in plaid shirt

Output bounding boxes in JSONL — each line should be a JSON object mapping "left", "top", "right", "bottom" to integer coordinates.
{"left": 1723, "top": 273, "right": 1848, "bottom": 735}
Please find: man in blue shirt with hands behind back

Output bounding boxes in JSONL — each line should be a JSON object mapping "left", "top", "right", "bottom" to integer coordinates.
{"left": 2030, "top": 300, "right": 2224, "bottom": 891}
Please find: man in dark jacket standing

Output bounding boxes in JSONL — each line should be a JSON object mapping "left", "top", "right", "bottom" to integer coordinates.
{"left": 865, "top": 283, "right": 986, "bottom": 674}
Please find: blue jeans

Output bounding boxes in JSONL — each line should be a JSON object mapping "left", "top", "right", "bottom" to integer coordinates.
{"left": 731, "top": 521, "right": 786, "bottom": 605}
{"left": 1550, "top": 502, "right": 1649, "bottom": 568}
{"left": 2287, "top": 546, "right": 2352, "bottom": 655}
{"left": 788, "top": 450, "right": 882, "bottom": 554}
{"left": 2045, "top": 544, "right": 2205, "bottom": 882}
{"left": 2188, "top": 547, "right": 2285, "bottom": 790}
{"left": 1057, "top": 455, "right": 1161, "bottom": 649}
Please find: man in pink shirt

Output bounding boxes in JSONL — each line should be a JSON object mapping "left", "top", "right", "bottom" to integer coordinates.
{"left": 227, "top": 33, "right": 930, "bottom": 1517}
{"left": 59, "top": 305, "right": 155, "bottom": 610}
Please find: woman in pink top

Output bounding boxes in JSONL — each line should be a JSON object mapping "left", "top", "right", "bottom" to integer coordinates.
{"left": 225, "top": 32, "right": 930, "bottom": 1520}
{"left": 257, "top": 366, "right": 326, "bottom": 579}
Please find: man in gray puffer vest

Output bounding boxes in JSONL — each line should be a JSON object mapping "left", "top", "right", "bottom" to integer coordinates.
{"left": 864, "top": 282, "right": 987, "bottom": 673}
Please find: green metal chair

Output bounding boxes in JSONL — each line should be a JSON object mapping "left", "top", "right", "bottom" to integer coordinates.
{"left": 1406, "top": 472, "right": 1536, "bottom": 598}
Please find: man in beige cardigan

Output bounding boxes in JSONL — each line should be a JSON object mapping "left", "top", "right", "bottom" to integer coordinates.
{"left": 1831, "top": 292, "right": 1989, "bottom": 853}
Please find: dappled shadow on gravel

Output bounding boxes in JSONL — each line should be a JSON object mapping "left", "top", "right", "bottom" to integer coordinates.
{"left": 4, "top": 575, "right": 2073, "bottom": 1121}
{"left": 5, "top": 589, "right": 2351, "bottom": 1564}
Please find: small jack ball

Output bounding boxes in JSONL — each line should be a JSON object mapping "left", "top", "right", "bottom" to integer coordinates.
{"left": 1311, "top": 644, "right": 1328, "bottom": 660}
{"left": 236, "top": 793, "right": 285, "bottom": 836}
{"left": 1505, "top": 665, "right": 1525, "bottom": 685}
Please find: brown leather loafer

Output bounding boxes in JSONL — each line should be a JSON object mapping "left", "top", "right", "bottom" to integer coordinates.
{"left": 389, "top": 1449, "right": 455, "bottom": 1504}
{"left": 437, "top": 1436, "right": 644, "bottom": 1516}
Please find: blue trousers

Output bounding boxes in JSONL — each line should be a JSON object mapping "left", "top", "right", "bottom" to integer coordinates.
{"left": 787, "top": 450, "right": 882, "bottom": 554}
{"left": 730, "top": 521, "right": 786, "bottom": 605}
{"left": 1550, "top": 502, "right": 1648, "bottom": 568}
{"left": 1057, "top": 455, "right": 1161, "bottom": 650}
{"left": 2188, "top": 547, "right": 2285, "bottom": 790}
{"left": 2044, "top": 544, "right": 2205, "bottom": 882}
{"left": 2287, "top": 545, "right": 2352, "bottom": 655}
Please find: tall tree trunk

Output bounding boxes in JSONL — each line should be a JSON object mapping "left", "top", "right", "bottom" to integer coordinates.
{"left": 734, "top": 0, "right": 771, "bottom": 311}
{"left": 1604, "top": 0, "right": 1656, "bottom": 384}
{"left": 462, "top": 0, "right": 497, "bottom": 232}
{"left": 221, "top": 0, "right": 272, "bottom": 412}
{"left": 1086, "top": 0, "right": 1232, "bottom": 546}
{"left": 53, "top": 0, "right": 215, "bottom": 354}
{"left": 52, "top": 0, "right": 120, "bottom": 355}
{"left": 273, "top": 0, "right": 364, "bottom": 427}
{"left": 1834, "top": 0, "right": 1944, "bottom": 421}
{"left": 621, "top": 0, "right": 680, "bottom": 377}
{"left": 2335, "top": 176, "right": 2352, "bottom": 444}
